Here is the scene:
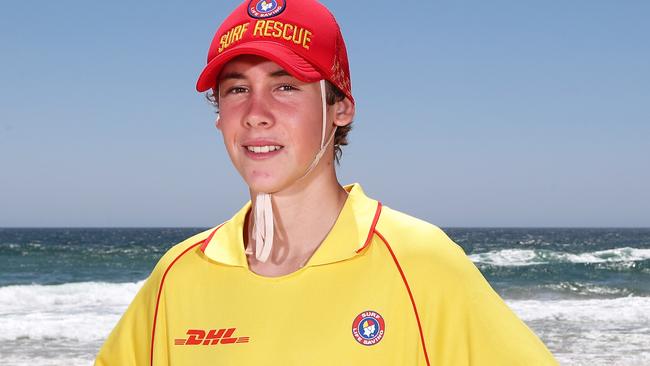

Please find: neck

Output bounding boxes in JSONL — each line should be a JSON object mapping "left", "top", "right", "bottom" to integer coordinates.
{"left": 244, "top": 168, "right": 348, "bottom": 273}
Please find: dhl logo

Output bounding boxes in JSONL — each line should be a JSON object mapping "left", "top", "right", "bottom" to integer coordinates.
{"left": 174, "top": 328, "right": 250, "bottom": 346}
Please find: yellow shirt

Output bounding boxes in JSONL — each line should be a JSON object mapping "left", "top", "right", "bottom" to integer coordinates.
{"left": 95, "top": 183, "right": 557, "bottom": 365}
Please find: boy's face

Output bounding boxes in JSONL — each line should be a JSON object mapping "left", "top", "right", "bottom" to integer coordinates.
{"left": 215, "top": 55, "right": 345, "bottom": 194}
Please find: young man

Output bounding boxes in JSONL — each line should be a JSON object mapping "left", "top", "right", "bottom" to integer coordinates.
{"left": 96, "top": 0, "right": 558, "bottom": 364}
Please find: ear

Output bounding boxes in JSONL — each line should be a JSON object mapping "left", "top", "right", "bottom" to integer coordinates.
{"left": 212, "top": 86, "right": 222, "bottom": 130}
{"left": 332, "top": 97, "right": 355, "bottom": 127}
{"left": 215, "top": 114, "right": 222, "bottom": 130}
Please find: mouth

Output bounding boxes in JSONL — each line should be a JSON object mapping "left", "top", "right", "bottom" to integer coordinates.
{"left": 244, "top": 145, "right": 284, "bottom": 154}
{"left": 242, "top": 144, "right": 285, "bottom": 160}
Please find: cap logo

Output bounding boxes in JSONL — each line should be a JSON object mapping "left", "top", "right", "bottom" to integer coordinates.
{"left": 218, "top": 22, "right": 250, "bottom": 53}
{"left": 248, "top": 0, "right": 286, "bottom": 19}
{"left": 252, "top": 20, "right": 312, "bottom": 50}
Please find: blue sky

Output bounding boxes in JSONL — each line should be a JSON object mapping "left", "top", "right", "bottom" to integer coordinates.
{"left": 1, "top": 1, "right": 648, "bottom": 227}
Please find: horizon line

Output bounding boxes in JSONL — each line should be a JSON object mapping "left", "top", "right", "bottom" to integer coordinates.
{"left": 2, "top": 226, "right": 650, "bottom": 230}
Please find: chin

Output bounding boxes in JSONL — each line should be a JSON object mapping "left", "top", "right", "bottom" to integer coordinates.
{"left": 242, "top": 170, "right": 291, "bottom": 194}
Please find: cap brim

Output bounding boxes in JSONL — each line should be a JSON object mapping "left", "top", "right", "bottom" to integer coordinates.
{"left": 196, "top": 41, "right": 323, "bottom": 92}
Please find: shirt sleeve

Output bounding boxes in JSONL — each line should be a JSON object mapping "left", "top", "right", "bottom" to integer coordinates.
{"left": 94, "top": 264, "right": 168, "bottom": 366}
{"left": 424, "top": 231, "right": 559, "bottom": 365}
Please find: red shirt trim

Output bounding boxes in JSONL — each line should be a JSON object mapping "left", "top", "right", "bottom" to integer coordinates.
{"left": 150, "top": 225, "right": 225, "bottom": 366}
{"left": 356, "top": 201, "right": 383, "bottom": 253}
{"left": 375, "top": 229, "right": 431, "bottom": 366}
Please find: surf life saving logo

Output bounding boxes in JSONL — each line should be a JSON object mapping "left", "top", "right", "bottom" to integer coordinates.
{"left": 352, "top": 310, "right": 385, "bottom": 346}
{"left": 248, "top": 0, "right": 286, "bottom": 19}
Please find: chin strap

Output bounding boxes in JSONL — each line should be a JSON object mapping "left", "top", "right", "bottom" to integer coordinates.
{"left": 250, "top": 192, "right": 273, "bottom": 261}
{"left": 248, "top": 80, "right": 336, "bottom": 263}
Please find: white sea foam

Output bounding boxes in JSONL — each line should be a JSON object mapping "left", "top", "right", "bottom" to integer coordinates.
{"left": 469, "top": 247, "right": 650, "bottom": 266}
{"left": 544, "top": 281, "right": 632, "bottom": 297}
{"left": 506, "top": 297, "right": 650, "bottom": 365}
{"left": 1, "top": 355, "right": 93, "bottom": 366}
{"left": 0, "top": 281, "right": 143, "bottom": 342}
{"left": 508, "top": 296, "right": 650, "bottom": 323}
{"left": 0, "top": 282, "right": 648, "bottom": 365}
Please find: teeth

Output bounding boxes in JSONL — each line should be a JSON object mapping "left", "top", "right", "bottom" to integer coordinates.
{"left": 246, "top": 145, "right": 283, "bottom": 153}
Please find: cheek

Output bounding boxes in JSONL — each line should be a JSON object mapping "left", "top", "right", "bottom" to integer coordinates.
{"left": 286, "top": 114, "right": 322, "bottom": 158}
{"left": 216, "top": 120, "right": 239, "bottom": 157}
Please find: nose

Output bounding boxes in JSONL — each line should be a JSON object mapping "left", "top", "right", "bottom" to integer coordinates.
{"left": 243, "top": 91, "right": 274, "bottom": 129}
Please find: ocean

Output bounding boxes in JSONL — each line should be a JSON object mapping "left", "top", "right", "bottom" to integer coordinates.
{"left": 0, "top": 228, "right": 649, "bottom": 365}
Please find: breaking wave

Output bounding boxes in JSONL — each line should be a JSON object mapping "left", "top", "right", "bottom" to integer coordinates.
{"left": 469, "top": 247, "right": 650, "bottom": 267}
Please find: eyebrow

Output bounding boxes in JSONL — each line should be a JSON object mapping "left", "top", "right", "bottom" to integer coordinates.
{"left": 219, "top": 71, "right": 245, "bottom": 81}
{"left": 269, "top": 69, "right": 291, "bottom": 77}
{"left": 219, "top": 69, "right": 292, "bottom": 82}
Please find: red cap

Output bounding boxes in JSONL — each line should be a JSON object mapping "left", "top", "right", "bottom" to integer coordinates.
{"left": 196, "top": 0, "right": 353, "bottom": 104}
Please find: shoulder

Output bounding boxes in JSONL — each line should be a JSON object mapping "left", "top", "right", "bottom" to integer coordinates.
{"left": 375, "top": 204, "right": 466, "bottom": 260}
{"left": 374, "top": 205, "right": 471, "bottom": 278}
{"left": 373, "top": 207, "right": 557, "bottom": 364}
{"left": 149, "top": 227, "right": 218, "bottom": 281}
{"left": 95, "top": 228, "right": 219, "bottom": 365}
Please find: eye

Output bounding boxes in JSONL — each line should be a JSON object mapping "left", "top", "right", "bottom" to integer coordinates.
{"left": 277, "top": 84, "right": 298, "bottom": 92}
{"left": 226, "top": 86, "right": 248, "bottom": 95}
